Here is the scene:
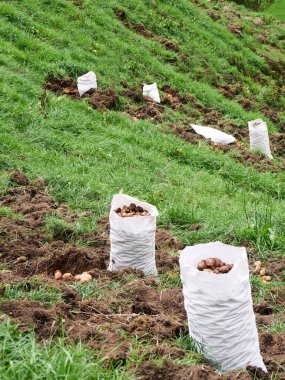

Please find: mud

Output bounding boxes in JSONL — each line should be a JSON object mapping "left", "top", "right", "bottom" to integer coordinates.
{"left": 45, "top": 76, "right": 118, "bottom": 111}
{"left": 116, "top": 10, "right": 180, "bottom": 54}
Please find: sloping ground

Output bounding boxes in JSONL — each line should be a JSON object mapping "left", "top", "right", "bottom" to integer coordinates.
{"left": 0, "top": 0, "right": 285, "bottom": 378}
{"left": 266, "top": 0, "right": 285, "bottom": 21}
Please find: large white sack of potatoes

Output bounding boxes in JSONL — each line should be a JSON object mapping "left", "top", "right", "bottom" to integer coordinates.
{"left": 179, "top": 242, "right": 266, "bottom": 372}
{"left": 191, "top": 124, "right": 236, "bottom": 144}
{"left": 77, "top": 71, "right": 97, "bottom": 97}
{"left": 248, "top": 118, "right": 273, "bottom": 159}
{"left": 108, "top": 194, "right": 158, "bottom": 276}
{"left": 143, "top": 82, "right": 161, "bottom": 103}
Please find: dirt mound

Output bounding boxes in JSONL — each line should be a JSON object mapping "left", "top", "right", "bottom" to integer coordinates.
{"left": 137, "top": 359, "right": 254, "bottom": 380}
{"left": 127, "top": 103, "right": 163, "bottom": 122}
{"left": 11, "top": 170, "right": 30, "bottom": 186}
{"left": 45, "top": 76, "right": 118, "bottom": 111}
{"left": 260, "top": 333, "right": 285, "bottom": 365}
{"left": 161, "top": 85, "right": 192, "bottom": 111}
{"left": 33, "top": 244, "right": 107, "bottom": 276}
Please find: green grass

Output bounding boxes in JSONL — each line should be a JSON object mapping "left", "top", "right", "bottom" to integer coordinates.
{"left": 1, "top": 278, "right": 62, "bottom": 307}
{"left": 1, "top": 0, "right": 285, "bottom": 378}
{"left": 266, "top": 0, "right": 285, "bottom": 20}
{"left": 0, "top": 321, "right": 130, "bottom": 380}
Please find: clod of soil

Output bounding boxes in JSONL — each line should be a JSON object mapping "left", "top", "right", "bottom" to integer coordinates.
{"left": 115, "top": 203, "right": 150, "bottom": 217}
{"left": 11, "top": 170, "right": 30, "bottom": 186}
{"left": 228, "top": 23, "right": 243, "bottom": 35}
{"left": 197, "top": 258, "right": 233, "bottom": 274}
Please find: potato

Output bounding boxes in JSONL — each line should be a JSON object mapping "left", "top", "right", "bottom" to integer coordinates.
{"left": 62, "top": 273, "right": 73, "bottom": 281}
{"left": 80, "top": 273, "right": 92, "bottom": 283}
{"left": 205, "top": 258, "right": 215, "bottom": 267}
{"left": 16, "top": 256, "right": 27, "bottom": 264}
{"left": 264, "top": 276, "right": 272, "bottom": 282}
{"left": 213, "top": 258, "right": 223, "bottom": 267}
{"left": 54, "top": 270, "right": 62, "bottom": 280}
{"left": 219, "top": 265, "right": 229, "bottom": 273}
{"left": 203, "top": 268, "right": 213, "bottom": 273}
{"left": 259, "top": 268, "right": 266, "bottom": 276}
{"left": 74, "top": 274, "right": 82, "bottom": 281}
{"left": 254, "top": 261, "right": 262, "bottom": 267}
{"left": 197, "top": 260, "right": 206, "bottom": 270}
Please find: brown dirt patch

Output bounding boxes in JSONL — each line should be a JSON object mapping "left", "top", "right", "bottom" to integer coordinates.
{"left": 137, "top": 359, "right": 254, "bottom": 380}
{"left": 228, "top": 23, "right": 243, "bottom": 35}
{"left": 161, "top": 85, "right": 193, "bottom": 111}
{"left": 260, "top": 333, "right": 285, "bottom": 370}
{"left": 126, "top": 103, "right": 164, "bottom": 122}
{"left": 45, "top": 76, "right": 118, "bottom": 111}
{"left": 217, "top": 84, "right": 242, "bottom": 99}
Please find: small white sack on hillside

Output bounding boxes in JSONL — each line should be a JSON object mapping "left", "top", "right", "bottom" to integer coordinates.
{"left": 248, "top": 119, "right": 273, "bottom": 159}
{"left": 179, "top": 242, "right": 267, "bottom": 373}
{"left": 143, "top": 83, "right": 161, "bottom": 103}
{"left": 108, "top": 194, "right": 158, "bottom": 276}
{"left": 77, "top": 71, "right": 97, "bottom": 97}
{"left": 191, "top": 124, "right": 236, "bottom": 144}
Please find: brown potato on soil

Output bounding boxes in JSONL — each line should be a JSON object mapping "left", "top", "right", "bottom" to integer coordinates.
{"left": 16, "top": 256, "right": 27, "bottom": 264}
{"left": 259, "top": 268, "right": 266, "bottom": 276}
{"left": 74, "top": 274, "right": 82, "bottom": 281}
{"left": 54, "top": 270, "right": 62, "bottom": 280}
{"left": 62, "top": 273, "right": 73, "bottom": 281}
{"left": 80, "top": 273, "right": 92, "bottom": 283}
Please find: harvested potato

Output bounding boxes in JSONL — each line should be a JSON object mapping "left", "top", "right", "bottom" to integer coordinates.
{"left": 74, "top": 274, "right": 82, "bottom": 281}
{"left": 115, "top": 203, "right": 150, "bottom": 217}
{"left": 264, "top": 276, "right": 272, "bottom": 282}
{"left": 62, "top": 273, "right": 73, "bottom": 281}
{"left": 54, "top": 270, "right": 62, "bottom": 280}
{"left": 80, "top": 273, "right": 92, "bottom": 283}
{"left": 259, "top": 268, "right": 266, "bottom": 276}
{"left": 197, "top": 257, "right": 233, "bottom": 274}
{"left": 16, "top": 256, "right": 27, "bottom": 264}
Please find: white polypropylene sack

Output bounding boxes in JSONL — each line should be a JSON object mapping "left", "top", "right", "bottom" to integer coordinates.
{"left": 77, "top": 71, "right": 97, "bottom": 97}
{"left": 248, "top": 119, "right": 273, "bottom": 159}
{"left": 179, "top": 242, "right": 266, "bottom": 372}
{"left": 143, "top": 83, "right": 160, "bottom": 103}
{"left": 191, "top": 125, "right": 236, "bottom": 144}
{"left": 108, "top": 194, "right": 158, "bottom": 276}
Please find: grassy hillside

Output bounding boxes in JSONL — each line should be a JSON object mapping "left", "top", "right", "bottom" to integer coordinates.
{"left": 0, "top": 0, "right": 285, "bottom": 378}
{"left": 266, "top": 0, "right": 285, "bottom": 20}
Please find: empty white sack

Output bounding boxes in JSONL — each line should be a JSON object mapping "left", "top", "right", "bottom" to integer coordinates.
{"left": 143, "top": 83, "right": 161, "bottom": 103}
{"left": 179, "top": 242, "right": 267, "bottom": 373}
{"left": 77, "top": 71, "right": 97, "bottom": 97}
{"left": 108, "top": 194, "right": 158, "bottom": 276}
{"left": 191, "top": 124, "right": 236, "bottom": 144}
{"left": 248, "top": 119, "right": 273, "bottom": 159}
